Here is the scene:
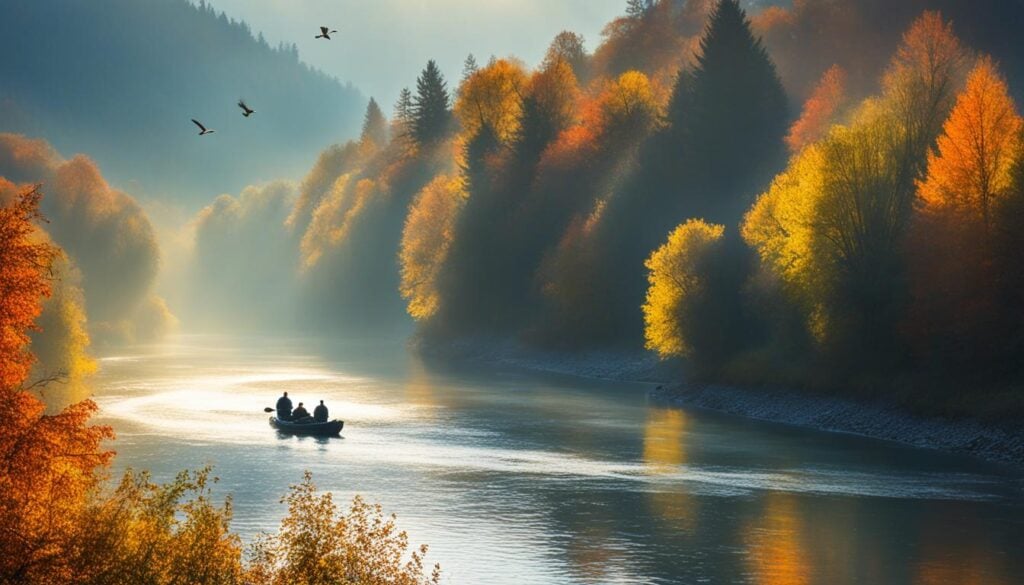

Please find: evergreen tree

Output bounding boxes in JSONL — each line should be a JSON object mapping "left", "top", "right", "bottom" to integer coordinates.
{"left": 626, "top": 0, "right": 656, "bottom": 18}
{"left": 412, "top": 60, "right": 452, "bottom": 147}
{"left": 684, "top": 0, "right": 788, "bottom": 223}
{"left": 394, "top": 87, "right": 413, "bottom": 124}
{"left": 360, "top": 97, "right": 388, "bottom": 147}
{"left": 462, "top": 54, "right": 479, "bottom": 84}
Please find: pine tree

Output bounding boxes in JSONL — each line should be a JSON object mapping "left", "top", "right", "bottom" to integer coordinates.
{"left": 626, "top": 0, "right": 656, "bottom": 18}
{"left": 412, "top": 60, "right": 452, "bottom": 147}
{"left": 394, "top": 87, "right": 413, "bottom": 124}
{"left": 360, "top": 97, "right": 389, "bottom": 147}
{"left": 462, "top": 54, "right": 479, "bottom": 83}
{"left": 684, "top": 0, "right": 788, "bottom": 223}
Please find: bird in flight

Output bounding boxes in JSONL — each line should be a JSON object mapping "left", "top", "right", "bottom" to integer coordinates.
{"left": 315, "top": 26, "right": 337, "bottom": 40}
{"left": 238, "top": 100, "right": 255, "bottom": 117}
{"left": 191, "top": 119, "right": 215, "bottom": 135}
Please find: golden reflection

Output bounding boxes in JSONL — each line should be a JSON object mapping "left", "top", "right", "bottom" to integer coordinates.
{"left": 744, "top": 493, "right": 811, "bottom": 585}
{"left": 643, "top": 407, "right": 697, "bottom": 531}
{"left": 642, "top": 407, "right": 687, "bottom": 471}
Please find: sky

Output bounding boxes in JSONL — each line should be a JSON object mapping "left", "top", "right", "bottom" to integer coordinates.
{"left": 201, "top": 0, "right": 627, "bottom": 109}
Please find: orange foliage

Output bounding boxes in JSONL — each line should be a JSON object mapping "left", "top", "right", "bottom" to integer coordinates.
{"left": 0, "top": 186, "right": 114, "bottom": 583}
{"left": 0, "top": 186, "right": 56, "bottom": 388}
{"left": 786, "top": 65, "right": 848, "bottom": 153}
{"left": 905, "top": 58, "right": 1022, "bottom": 358}
{"left": 917, "top": 58, "right": 1022, "bottom": 226}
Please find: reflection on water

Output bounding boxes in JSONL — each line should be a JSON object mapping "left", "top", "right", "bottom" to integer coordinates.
{"left": 744, "top": 493, "right": 811, "bottom": 585}
{"left": 91, "top": 336, "right": 1024, "bottom": 585}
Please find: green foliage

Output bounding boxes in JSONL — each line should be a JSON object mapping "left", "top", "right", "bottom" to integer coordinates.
{"left": 412, "top": 61, "right": 453, "bottom": 147}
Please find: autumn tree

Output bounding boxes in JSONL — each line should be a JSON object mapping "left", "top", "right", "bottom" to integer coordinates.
{"left": 399, "top": 175, "right": 466, "bottom": 321}
{"left": 644, "top": 219, "right": 726, "bottom": 358}
{"left": 0, "top": 186, "right": 113, "bottom": 584}
{"left": 360, "top": 97, "right": 389, "bottom": 149}
{"left": 543, "top": 31, "right": 589, "bottom": 82}
{"left": 786, "top": 64, "right": 848, "bottom": 153}
{"left": 454, "top": 58, "right": 528, "bottom": 145}
{"left": 742, "top": 12, "right": 971, "bottom": 377}
{"left": 917, "top": 58, "right": 1022, "bottom": 229}
{"left": 905, "top": 58, "right": 1023, "bottom": 370}
{"left": 412, "top": 60, "right": 452, "bottom": 147}
{"left": 644, "top": 219, "right": 757, "bottom": 376}
{"left": 245, "top": 472, "right": 441, "bottom": 585}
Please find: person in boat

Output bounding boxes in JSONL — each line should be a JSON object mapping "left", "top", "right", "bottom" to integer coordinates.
{"left": 313, "top": 400, "right": 328, "bottom": 423}
{"left": 292, "top": 402, "right": 311, "bottom": 422}
{"left": 276, "top": 391, "right": 293, "bottom": 420}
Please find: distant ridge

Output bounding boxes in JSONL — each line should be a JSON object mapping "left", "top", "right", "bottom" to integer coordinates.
{"left": 0, "top": 0, "right": 364, "bottom": 206}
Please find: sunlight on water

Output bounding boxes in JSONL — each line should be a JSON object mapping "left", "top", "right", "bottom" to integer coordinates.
{"left": 93, "top": 338, "right": 1024, "bottom": 585}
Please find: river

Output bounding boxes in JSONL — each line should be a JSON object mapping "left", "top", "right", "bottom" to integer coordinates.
{"left": 92, "top": 335, "right": 1024, "bottom": 584}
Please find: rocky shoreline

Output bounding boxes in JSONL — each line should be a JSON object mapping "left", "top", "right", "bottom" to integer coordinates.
{"left": 419, "top": 337, "right": 1024, "bottom": 467}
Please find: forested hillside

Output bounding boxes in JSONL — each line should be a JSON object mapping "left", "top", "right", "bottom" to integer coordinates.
{"left": 185, "top": 0, "right": 1024, "bottom": 416}
{"left": 0, "top": 0, "right": 363, "bottom": 205}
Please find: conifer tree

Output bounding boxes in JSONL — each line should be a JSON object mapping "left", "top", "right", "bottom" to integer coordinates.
{"left": 684, "top": 0, "right": 788, "bottom": 222}
{"left": 394, "top": 87, "right": 413, "bottom": 124}
{"left": 626, "top": 0, "right": 655, "bottom": 19}
{"left": 412, "top": 60, "right": 452, "bottom": 147}
{"left": 360, "top": 97, "right": 389, "bottom": 147}
{"left": 461, "top": 54, "right": 479, "bottom": 84}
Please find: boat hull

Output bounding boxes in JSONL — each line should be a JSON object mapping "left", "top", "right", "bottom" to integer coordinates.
{"left": 269, "top": 416, "right": 344, "bottom": 437}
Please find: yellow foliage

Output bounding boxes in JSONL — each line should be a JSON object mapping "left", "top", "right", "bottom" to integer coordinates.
{"left": 597, "top": 70, "right": 660, "bottom": 133}
{"left": 399, "top": 175, "right": 467, "bottom": 320}
{"left": 455, "top": 58, "right": 528, "bottom": 144}
{"left": 245, "top": 472, "right": 441, "bottom": 585}
{"left": 300, "top": 176, "right": 378, "bottom": 269}
{"left": 917, "top": 57, "right": 1023, "bottom": 225}
{"left": 642, "top": 219, "right": 725, "bottom": 358}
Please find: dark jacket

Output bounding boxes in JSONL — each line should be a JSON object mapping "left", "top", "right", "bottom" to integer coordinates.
{"left": 313, "top": 403, "right": 328, "bottom": 423}
{"left": 292, "top": 405, "right": 310, "bottom": 419}
{"left": 276, "top": 395, "right": 293, "bottom": 419}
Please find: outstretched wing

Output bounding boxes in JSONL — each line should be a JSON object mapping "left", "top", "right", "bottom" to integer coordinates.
{"left": 191, "top": 118, "right": 207, "bottom": 132}
{"left": 237, "top": 100, "right": 248, "bottom": 111}
{"left": 320, "top": 26, "right": 329, "bottom": 35}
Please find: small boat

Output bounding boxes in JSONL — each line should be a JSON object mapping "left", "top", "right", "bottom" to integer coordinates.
{"left": 269, "top": 416, "right": 344, "bottom": 437}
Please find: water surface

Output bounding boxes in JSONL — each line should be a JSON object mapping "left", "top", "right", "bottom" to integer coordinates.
{"left": 93, "top": 336, "right": 1024, "bottom": 584}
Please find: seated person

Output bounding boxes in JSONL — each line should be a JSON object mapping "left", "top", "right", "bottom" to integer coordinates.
{"left": 276, "top": 391, "right": 293, "bottom": 420}
{"left": 292, "top": 402, "right": 311, "bottom": 422}
{"left": 313, "top": 400, "right": 328, "bottom": 423}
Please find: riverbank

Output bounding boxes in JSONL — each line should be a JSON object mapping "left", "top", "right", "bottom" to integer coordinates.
{"left": 417, "top": 337, "right": 1024, "bottom": 467}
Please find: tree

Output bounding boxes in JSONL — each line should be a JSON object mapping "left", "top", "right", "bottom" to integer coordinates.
{"left": 643, "top": 216, "right": 758, "bottom": 375}
{"left": 683, "top": 0, "right": 788, "bottom": 224}
{"left": 626, "top": 0, "right": 656, "bottom": 19}
{"left": 412, "top": 60, "right": 452, "bottom": 147}
{"left": 0, "top": 186, "right": 114, "bottom": 584}
{"left": 461, "top": 53, "right": 479, "bottom": 85}
{"left": 644, "top": 219, "right": 725, "bottom": 359}
{"left": 454, "top": 58, "right": 528, "bottom": 145}
{"left": 905, "top": 58, "right": 1022, "bottom": 370}
{"left": 543, "top": 31, "right": 588, "bottom": 82}
{"left": 245, "top": 472, "right": 441, "bottom": 585}
{"left": 786, "top": 64, "right": 848, "bottom": 153}
{"left": 360, "top": 97, "right": 389, "bottom": 149}
{"left": 917, "top": 58, "right": 1022, "bottom": 229}
{"left": 399, "top": 175, "right": 466, "bottom": 321}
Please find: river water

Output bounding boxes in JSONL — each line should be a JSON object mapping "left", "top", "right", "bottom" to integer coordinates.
{"left": 92, "top": 335, "right": 1024, "bottom": 585}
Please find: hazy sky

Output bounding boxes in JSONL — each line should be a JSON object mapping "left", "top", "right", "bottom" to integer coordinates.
{"left": 202, "top": 0, "right": 626, "bottom": 109}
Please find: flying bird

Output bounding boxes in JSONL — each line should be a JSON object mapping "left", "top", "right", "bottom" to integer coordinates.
{"left": 191, "top": 118, "right": 214, "bottom": 135}
{"left": 238, "top": 100, "right": 255, "bottom": 117}
{"left": 315, "top": 26, "right": 337, "bottom": 40}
